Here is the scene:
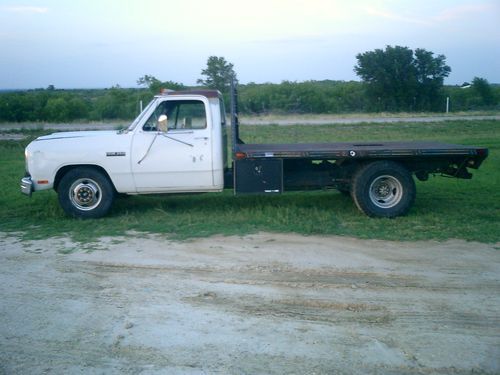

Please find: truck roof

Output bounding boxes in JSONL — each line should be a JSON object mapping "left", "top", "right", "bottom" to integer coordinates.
{"left": 156, "top": 89, "right": 221, "bottom": 98}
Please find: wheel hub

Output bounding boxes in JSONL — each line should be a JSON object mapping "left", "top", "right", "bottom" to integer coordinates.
{"left": 69, "top": 179, "right": 102, "bottom": 211}
{"left": 369, "top": 175, "right": 403, "bottom": 208}
{"left": 376, "top": 184, "right": 392, "bottom": 198}
{"left": 76, "top": 186, "right": 94, "bottom": 203}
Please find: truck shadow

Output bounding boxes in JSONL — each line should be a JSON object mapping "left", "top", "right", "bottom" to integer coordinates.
{"left": 113, "top": 190, "right": 355, "bottom": 217}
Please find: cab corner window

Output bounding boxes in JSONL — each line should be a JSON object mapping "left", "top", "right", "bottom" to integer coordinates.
{"left": 143, "top": 100, "right": 207, "bottom": 131}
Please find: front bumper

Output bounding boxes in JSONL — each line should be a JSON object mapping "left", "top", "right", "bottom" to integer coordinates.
{"left": 20, "top": 177, "right": 33, "bottom": 197}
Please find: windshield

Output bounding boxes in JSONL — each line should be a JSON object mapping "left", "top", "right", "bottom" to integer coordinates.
{"left": 125, "top": 98, "right": 158, "bottom": 132}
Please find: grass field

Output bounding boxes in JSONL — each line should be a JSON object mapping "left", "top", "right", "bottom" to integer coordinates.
{"left": 0, "top": 120, "right": 498, "bottom": 244}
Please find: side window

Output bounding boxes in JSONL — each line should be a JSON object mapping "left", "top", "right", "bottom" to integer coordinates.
{"left": 176, "top": 101, "right": 207, "bottom": 129}
{"left": 143, "top": 100, "right": 207, "bottom": 131}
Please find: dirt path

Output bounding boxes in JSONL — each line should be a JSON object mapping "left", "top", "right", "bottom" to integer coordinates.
{"left": 1, "top": 232, "right": 499, "bottom": 374}
{"left": 242, "top": 114, "right": 500, "bottom": 126}
{"left": 1, "top": 114, "right": 499, "bottom": 133}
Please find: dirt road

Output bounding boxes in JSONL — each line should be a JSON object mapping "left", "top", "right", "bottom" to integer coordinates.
{"left": 1, "top": 114, "right": 499, "bottom": 132}
{"left": 1, "top": 232, "right": 499, "bottom": 374}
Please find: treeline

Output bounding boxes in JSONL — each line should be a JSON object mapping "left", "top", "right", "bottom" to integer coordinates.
{"left": 1, "top": 80, "right": 499, "bottom": 123}
{"left": 239, "top": 81, "right": 369, "bottom": 113}
{"left": 239, "top": 79, "right": 500, "bottom": 114}
{"left": 0, "top": 87, "right": 151, "bottom": 123}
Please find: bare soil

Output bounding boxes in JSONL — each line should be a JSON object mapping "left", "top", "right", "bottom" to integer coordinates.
{"left": 1, "top": 232, "right": 499, "bottom": 374}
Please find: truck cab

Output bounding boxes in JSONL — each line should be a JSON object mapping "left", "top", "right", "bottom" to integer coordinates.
{"left": 127, "top": 90, "right": 227, "bottom": 193}
{"left": 21, "top": 90, "right": 227, "bottom": 218}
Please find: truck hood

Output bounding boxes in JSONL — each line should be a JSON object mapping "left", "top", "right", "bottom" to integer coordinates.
{"left": 26, "top": 130, "right": 132, "bottom": 165}
{"left": 24, "top": 129, "right": 133, "bottom": 192}
{"left": 35, "top": 130, "right": 119, "bottom": 141}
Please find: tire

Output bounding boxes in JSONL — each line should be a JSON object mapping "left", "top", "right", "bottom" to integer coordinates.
{"left": 58, "top": 167, "right": 115, "bottom": 219}
{"left": 351, "top": 161, "right": 415, "bottom": 218}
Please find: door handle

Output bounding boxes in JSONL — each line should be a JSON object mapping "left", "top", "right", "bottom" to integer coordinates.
{"left": 194, "top": 137, "right": 209, "bottom": 140}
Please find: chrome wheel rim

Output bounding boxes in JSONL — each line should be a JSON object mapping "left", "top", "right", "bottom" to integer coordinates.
{"left": 369, "top": 175, "right": 403, "bottom": 209}
{"left": 69, "top": 178, "right": 102, "bottom": 211}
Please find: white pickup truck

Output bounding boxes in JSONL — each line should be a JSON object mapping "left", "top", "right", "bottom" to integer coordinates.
{"left": 21, "top": 87, "right": 488, "bottom": 219}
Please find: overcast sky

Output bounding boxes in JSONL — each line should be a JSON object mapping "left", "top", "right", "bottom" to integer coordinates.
{"left": 0, "top": 0, "right": 499, "bottom": 89}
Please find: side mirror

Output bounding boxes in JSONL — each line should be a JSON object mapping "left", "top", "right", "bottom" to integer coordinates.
{"left": 158, "top": 114, "right": 168, "bottom": 132}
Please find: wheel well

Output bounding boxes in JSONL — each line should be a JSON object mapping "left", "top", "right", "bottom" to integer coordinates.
{"left": 54, "top": 165, "right": 115, "bottom": 192}
{"left": 350, "top": 159, "right": 412, "bottom": 176}
{"left": 341, "top": 159, "right": 414, "bottom": 189}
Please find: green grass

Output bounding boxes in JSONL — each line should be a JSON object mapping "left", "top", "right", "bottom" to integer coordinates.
{"left": 1, "top": 120, "right": 498, "bottom": 244}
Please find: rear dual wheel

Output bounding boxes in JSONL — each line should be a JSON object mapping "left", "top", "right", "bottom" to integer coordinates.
{"left": 351, "top": 161, "right": 415, "bottom": 218}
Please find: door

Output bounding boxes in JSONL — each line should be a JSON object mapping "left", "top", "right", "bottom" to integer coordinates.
{"left": 131, "top": 98, "right": 214, "bottom": 192}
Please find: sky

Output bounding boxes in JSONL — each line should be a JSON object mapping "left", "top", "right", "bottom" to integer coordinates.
{"left": 0, "top": 0, "right": 499, "bottom": 89}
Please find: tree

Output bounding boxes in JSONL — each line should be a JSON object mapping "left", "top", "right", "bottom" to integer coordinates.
{"left": 413, "top": 49, "right": 451, "bottom": 110}
{"left": 471, "top": 77, "right": 496, "bottom": 106}
{"left": 355, "top": 46, "right": 416, "bottom": 111}
{"left": 354, "top": 45, "right": 451, "bottom": 111}
{"left": 43, "top": 97, "right": 71, "bottom": 122}
{"left": 137, "top": 75, "right": 161, "bottom": 89}
{"left": 197, "top": 56, "right": 237, "bottom": 93}
{"left": 137, "top": 75, "right": 185, "bottom": 93}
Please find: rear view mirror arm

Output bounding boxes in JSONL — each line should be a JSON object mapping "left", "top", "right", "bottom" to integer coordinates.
{"left": 161, "top": 133, "right": 194, "bottom": 147}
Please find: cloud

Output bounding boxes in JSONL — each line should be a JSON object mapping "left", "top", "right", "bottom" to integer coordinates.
{"left": 435, "top": 3, "right": 495, "bottom": 22}
{"left": 2, "top": 6, "right": 48, "bottom": 14}
{"left": 363, "top": 2, "right": 498, "bottom": 26}
{"left": 247, "top": 34, "right": 333, "bottom": 46}
{"left": 362, "top": 6, "right": 430, "bottom": 26}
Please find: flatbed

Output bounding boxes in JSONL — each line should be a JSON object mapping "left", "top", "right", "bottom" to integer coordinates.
{"left": 229, "top": 83, "right": 488, "bottom": 217}
{"left": 235, "top": 141, "right": 487, "bottom": 160}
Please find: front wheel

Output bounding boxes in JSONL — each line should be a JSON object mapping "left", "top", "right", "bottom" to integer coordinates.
{"left": 58, "top": 167, "right": 115, "bottom": 219}
{"left": 351, "top": 161, "right": 415, "bottom": 218}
